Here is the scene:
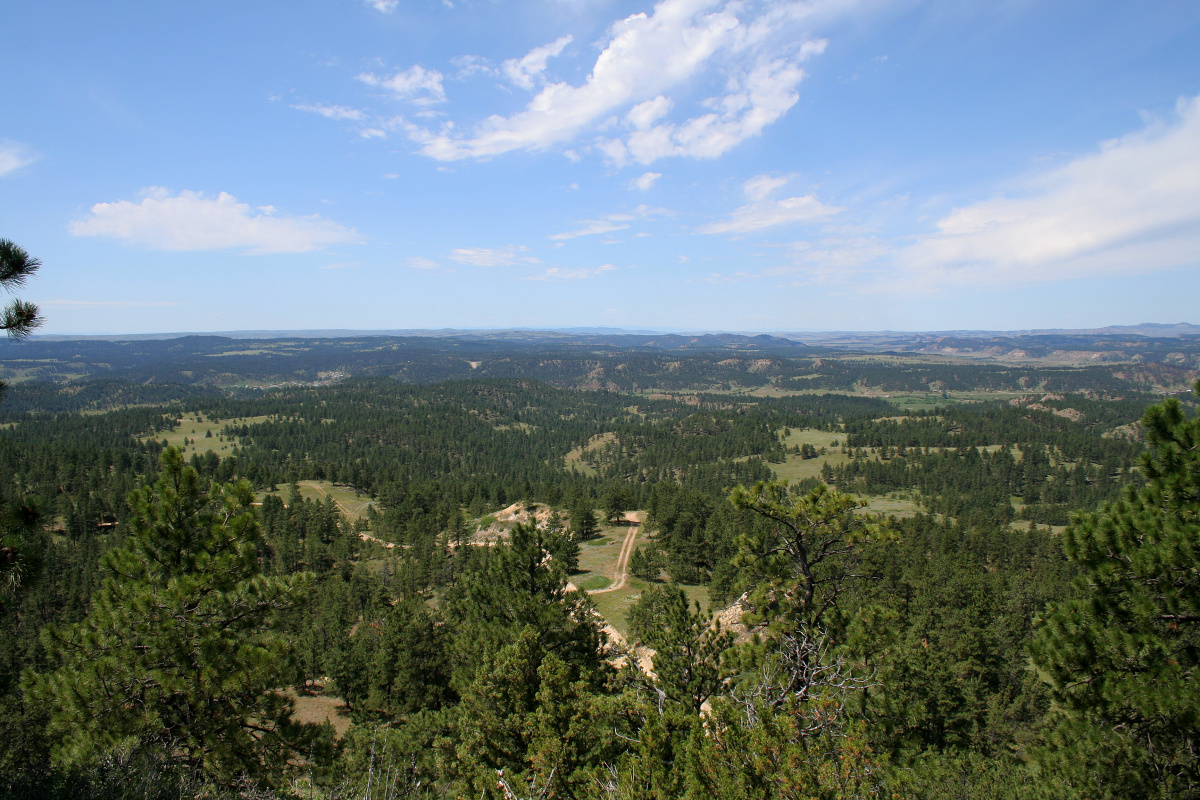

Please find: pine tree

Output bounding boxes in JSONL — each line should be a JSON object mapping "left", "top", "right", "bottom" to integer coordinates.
{"left": 729, "top": 480, "right": 884, "bottom": 630}
{"left": 0, "top": 239, "right": 42, "bottom": 346}
{"left": 630, "top": 585, "right": 732, "bottom": 714}
{"left": 1030, "top": 380, "right": 1200, "bottom": 798}
{"left": 0, "top": 239, "right": 43, "bottom": 599}
{"left": 23, "top": 447, "right": 318, "bottom": 790}
{"left": 570, "top": 499, "right": 599, "bottom": 542}
{"left": 444, "top": 523, "right": 602, "bottom": 692}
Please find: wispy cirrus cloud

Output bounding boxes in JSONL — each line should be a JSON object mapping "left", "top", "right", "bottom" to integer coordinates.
{"left": 629, "top": 171, "right": 662, "bottom": 191}
{"left": 70, "top": 188, "right": 359, "bottom": 254}
{"left": 700, "top": 173, "right": 841, "bottom": 234}
{"left": 898, "top": 93, "right": 1200, "bottom": 287}
{"left": 448, "top": 245, "right": 539, "bottom": 267}
{"left": 364, "top": 0, "right": 398, "bottom": 12}
{"left": 522, "top": 264, "right": 616, "bottom": 280}
{"left": 549, "top": 205, "right": 667, "bottom": 240}
{"left": 406, "top": 256, "right": 442, "bottom": 270}
{"left": 291, "top": 103, "right": 365, "bottom": 121}
{"left": 0, "top": 140, "right": 38, "bottom": 177}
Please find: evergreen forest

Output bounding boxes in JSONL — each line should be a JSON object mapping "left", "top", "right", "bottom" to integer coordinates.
{"left": 1, "top": 333, "right": 1199, "bottom": 799}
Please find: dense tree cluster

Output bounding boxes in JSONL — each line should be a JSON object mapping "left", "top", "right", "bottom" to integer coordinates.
{"left": 0, "top": 347, "right": 1197, "bottom": 797}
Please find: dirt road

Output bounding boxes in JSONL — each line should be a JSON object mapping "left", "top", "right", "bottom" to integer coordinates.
{"left": 587, "top": 511, "right": 641, "bottom": 595}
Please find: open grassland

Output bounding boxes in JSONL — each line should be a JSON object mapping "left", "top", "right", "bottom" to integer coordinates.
{"left": 563, "top": 432, "right": 618, "bottom": 476}
{"left": 880, "top": 389, "right": 1032, "bottom": 411}
{"left": 144, "top": 412, "right": 273, "bottom": 457}
{"left": 774, "top": 428, "right": 921, "bottom": 517}
{"left": 257, "top": 480, "right": 375, "bottom": 521}
{"left": 774, "top": 428, "right": 851, "bottom": 483}
{"left": 642, "top": 385, "right": 1036, "bottom": 412}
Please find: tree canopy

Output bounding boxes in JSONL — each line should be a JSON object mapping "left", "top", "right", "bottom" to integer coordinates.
{"left": 22, "top": 448, "right": 318, "bottom": 790}
{"left": 1031, "top": 379, "right": 1200, "bottom": 798}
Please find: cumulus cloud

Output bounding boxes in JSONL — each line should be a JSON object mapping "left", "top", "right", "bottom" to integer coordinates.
{"left": 522, "top": 264, "right": 617, "bottom": 280}
{"left": 899, "top": 93, "right": 1200, "bottom": 286}
{"left": 357, "top": 65, "right": 446, "bottom": 106}
{"left": 0, "top": 141, "right": 38, "bottom": 177}
{"left": 629, "top": 171, "right": 662, "bottom": 191}
{"left": 407, "top": 0, "right": 824, "bottom": 163}
{"left": 549, "top": 205, "right": 665, "bottom": 240}
{"left": 291, "top": 103, "right": 365, "bottom": 121}
{"left": 502, "top": 35, "right": 573, "bottom": 91}
{"left": 604, "top": 51, "right": 818, "bottom": 166}
{"left": 700, "top": 173, "right": 841, "bottom": 234}
{"left": 447, "top": 245, "right": 539, "bottom": 267}
{"left": 364, "top": 0, "right": 398, "bottom": 12}
{"left": 70, "top": 188, "right": 359, "bottom": 254}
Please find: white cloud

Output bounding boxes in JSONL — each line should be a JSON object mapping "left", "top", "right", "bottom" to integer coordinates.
{"left": 629, "top": 171, "right": 662, "bottom": 191}
{"left": 452, "top": 55, "right": 496, "bottom": 80}
{"left": 70, "top": 188, "right": 359, "bottom": 254}
{"left": 744, "top": 173, "right": 789, "bottom": 201}
{"left": 291, "top": 103, "right": 365, "bottom": 121}
{"left": 611, "top": 52, "right": 817, "bottom": 166}
{"left": 522, "top": 264, "right": 617, "bottom": 280}
{"left": 357, "top": 65, "right": 446, "bottom": 106}
{"left": 700, "top": 174, "right": 841, "bottom": 234}
{"left": 627, "top": 96, "right": 673, "bottom": 129}
{"left": 899, "top": 93, "right": 1200, "bottom": 286}
{"left": 0, "top": 141, "right": 37, "bottom": 177}
{"left": 502, "top": 35, "right": 573, "bottom": 91}
{"left": 447, "top": 245, "right": 539, "bottom": 267}
{"left": 549, "top": 204, "right": 665, "bottom": 240}
{"left": 406, "top": 256, "right": 441, "bottom": 270}
{"left": 407, "top": 0, "right": 823, "bottom": 163}
{"left": 365, "top": 0, "right": 398, "bottom": 12}
{"left": 550, "top": 218, "right": 631, "bottom": 241}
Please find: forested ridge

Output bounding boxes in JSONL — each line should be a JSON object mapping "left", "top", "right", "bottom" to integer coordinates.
{"left": 1, "top": 342, "right": 1198, "bottom": 799}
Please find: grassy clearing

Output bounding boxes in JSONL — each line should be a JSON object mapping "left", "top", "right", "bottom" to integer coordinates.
{"left": 257, "top": 480, "right": 375, "bottom": 522}
{"left": 563, "top": 432, "right": 617, "bottom": 476}
{"left": 577, "top": 574, "right": 612, "bottom": 591}
{"left": 576, "top": 521, "right": 632, "bottom": 577}
{"left": 773, "top": 428, "right": 920, "bottom": 517}
{"left": 145, "top": 413, "right": 273, "bottom": 458}
{"left": 589, "top": 577, "right": 712, "bottom": 639}
{"left": 881, "top": 390, "right": 1032, "bottom": 412}
{"left": 287, "top": 688, "right": 352, "bottom": 739}
{"left": 860, "top": 495, "right": 921, "bottom": 517}
{"left": 773, "top": 428, "right": 851, "bottom": 483}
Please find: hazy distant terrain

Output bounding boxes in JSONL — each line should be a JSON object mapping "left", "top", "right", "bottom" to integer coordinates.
{"left": 1, "top": 328, "right": 1196, "bottom": 414}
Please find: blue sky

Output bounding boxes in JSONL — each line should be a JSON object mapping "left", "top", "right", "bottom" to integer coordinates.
{"left": 3, "top": 0, "right": 1199, "bottom": 334}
